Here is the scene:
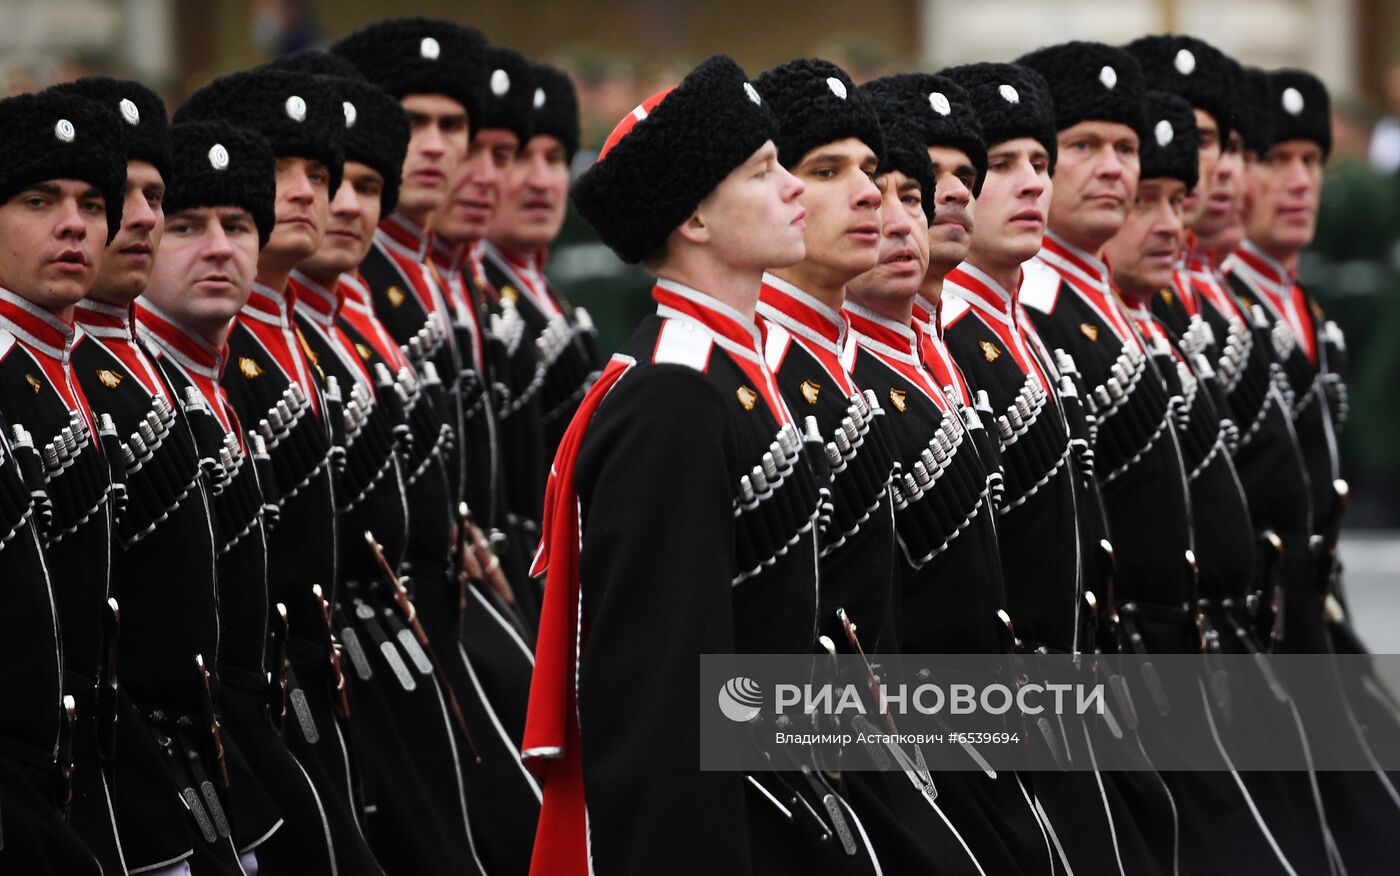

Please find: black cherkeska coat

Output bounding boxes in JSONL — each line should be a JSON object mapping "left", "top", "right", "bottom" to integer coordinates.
{"left": 534, "top": 279, "right": 880, "bottom": 874}
{"left": 139, "top": 302, "right": 383, "bottom": 876}
{"left": 0, "top": 289, "right": 193, "bottom": 875}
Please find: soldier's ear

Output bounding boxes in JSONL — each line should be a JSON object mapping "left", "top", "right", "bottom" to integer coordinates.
{"left": 675, "top": 210, "right": 711, "bottom": 246}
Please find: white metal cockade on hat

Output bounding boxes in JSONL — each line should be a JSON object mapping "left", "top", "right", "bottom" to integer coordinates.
{"left": 491, "top": 69, "right": 511, "bottom": 97}
{"left": 999, "top": 84, "right": 1019, "bottom": 104}
{"left": 744, "top": 82, "right": 762, "bottom": 106}
{"left": 420, "top": 37, "right": 440, "bottom": 60}
{"left": 930, "top": 92, "right": 951, "bottom": 116}
{"left": 1099, "top": 65, "right": 1118, "bottom": 90}
{"left": 343, "top": 101, "right": 357, "bottom": 128}
{"left": 119, "top": 98, "right": 140, "bottom": 126}
{"left": 1174, "top": 49, "right": 1196, "bottom": 76}
{"left": 209, "top": 143, "right": 230, "bottom": 170}
{"left": 54, "top": 118, "right": 76, "bottom": 143}
{"left": 1281, "top": 87, "right": 1305, "bottom": 116}
{"left": 1154, "top": 119, "right": 1174, "bottom": 147}
{"left": 826, "top": 77, "right": 848, "bottom": 100}
{"left": 285, "top": 95, "right": 307, "bottom": 123}
{"left": 533, "top": 87, "right": 546, "bottom": 109}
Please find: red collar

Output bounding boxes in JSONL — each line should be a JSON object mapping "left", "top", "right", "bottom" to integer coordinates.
{"left": 74, "top": 299, "right": 167, "bottom": 397}
{"left": 72, "top": 299, "right": 136, "bottom": 340}
{"left": 288, "top": 272, "right": 342, "bottom": 328}
{"left": 843, "top": 301, "right": 917, "bottom": 359}
{"left": 0, "top": 286, "right": 76, "bottom": 361}
{"left": 944, "top": 262, "right": 1019, "bottom": 325}
{"left": 427, "top": 236, "right": 466, "bottom": 273}
{"left": 243, "top": 282, "right": 296, "bottom": 327}
{"left": 944, "top": 264, "right": 1054, "bottom": 390}
{"left": 238, "top": 282, "right": 322, "bottom": 416}
{"left": 653, "top": 279, "right": 765, "bottom": 356}
{"left": 377, "top": 212, "right": 434, "bottom": 262}
{"left": 1039, "top": 231, "right": 1111, "bottom": 287}
{"left": 1228, "top": 240, "right": 1293, "bottom": 288}
{"left": 134, "top": 301, "right": 227, "bottom": 380}
{"left": 1034, "top": 232, "right": 1138, "bottom": 345}
{"left": 652, "top": 278, "right": 792, "bottom": 428}
{"left": 911, "top": 296, "right": 942, "bottom": 338}
{"left": 757, "top": 273, "right": 848, "bottom": 351}
{"left": 341, "top": 272, "right": 374, "bottom": 310}
{"left": 479, "top": 240, "right": 562, "bottom": 318}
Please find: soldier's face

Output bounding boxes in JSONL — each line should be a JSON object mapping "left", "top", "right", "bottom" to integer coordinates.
{"left": 1193, "top": 114, "right": 1241, "bottom": 241}
{"left": 1049, "top": 120, "right": 1140, "bottom": 251}
{"left": 264, "top": 156, "right": 329, "bottom": 268}
{"left": 299, "top": 162, "right": 383, "bottom": 280}
{"left": 433, "top": 128, "right": 512, "bottom": 245}
{"left": 1244, "top": 139, "right": 1323, "bottom": 259}
{"left": 925, "top": 146, "right": 977, "bottom": 275}
{"left": 968, "top": 139, "right": 1051, "bottom": 272}
{"left": 789, "top": 137, "right": 883, "bottom": 283}
{"left": 688, "top": 140, "right": 806, "bottom": 273}
{"left": 93, "top": 160, "right": 165, "bottom": 305}
{"left": 488, "top": 134, "right": 570, "bottom": 250}
{"left": 1183, "top": 109, "right": 1222, "bottom": 227}
{"left": 0, "top": 179, "right": 108, "bottom": 318}
{"left": 848, "top": 170, "right": 929, "bottom": 308}
{"left": 399, "top": 94, "right": 469, "bottom": 222}
{"left": 1103, "top": 178, "right": 1187, "bottom": 298}
{"left": 142, "top": 206, "right": 259, "bottom": 342}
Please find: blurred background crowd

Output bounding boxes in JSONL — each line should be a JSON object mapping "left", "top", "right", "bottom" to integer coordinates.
{"left": 4, "top": 0, "right": 1398, "bottom": 531}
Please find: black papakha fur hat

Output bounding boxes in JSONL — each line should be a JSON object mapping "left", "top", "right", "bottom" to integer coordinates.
{"left": 162, "top": 121, "right": 277, "bottom": 248}
{"left": 0, "top": 90, "right": 127, "bottom": 242}
{"left": 1140, "top": 89, "right": 1200, "bottom": 189}
{"left": 1016, "top": 41, "right": 1148, "bottom": 141}
{"left": 941, "top": 62, "right": 1059, "bottom": 170}
{"left": 175, "top": 68, "right": 345, "bottom": 197}
{"left": 753, "top": 58, "right": 886, "bottom": 171}
{"left": 49, "top": 76, "right": 172, "bottom": 185}
{"left": 332, "top": 17, "right": 488, "bottom": 137}
{"left": 863, "top": 72, "right": 987, "bottom": 196}
{"left": 265, "top": 51, "right": 410, "bottom": 215}
{"left": 571, "top": 54, "right": 778, "bottom": 265}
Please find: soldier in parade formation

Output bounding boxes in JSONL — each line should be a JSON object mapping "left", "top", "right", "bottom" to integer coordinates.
{"left": 0, "top": 13, "right": 1392, "bottom": 876}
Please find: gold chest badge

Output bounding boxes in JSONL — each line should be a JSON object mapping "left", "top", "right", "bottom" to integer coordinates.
{"left": 1079, "top": 322, "right": 1099, "bottom": 342}
{"left": 800, "top": 380, "right": 821, "bottom": 405}
{"left": 735, "top": 385, "right": 757, "bottom": 411}
{"left": 888, "top": 388, "right": 907, "bottom": 412}
{"left": 355, "top": 342, "right": 372, "bottom": 361}
{"left": 24, "top": 373, "right": 41, "bottom": 394}
{"left": 501, "top": 285, "right": 520, "bottom": 304}
{"left": 238, "top": 357, "right": 263, "bottom": 379}
{"left": 978, "top": 340, "right": 1001, "bottom": 363}
{"left": 1160, "top": 288, "right": 1174, "bottom": 307}
{"left": 96, "top": 368, "right": 123, "bottom": 389}
{"left": 386, "top": 285, "right": 406, "bottom": 308}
